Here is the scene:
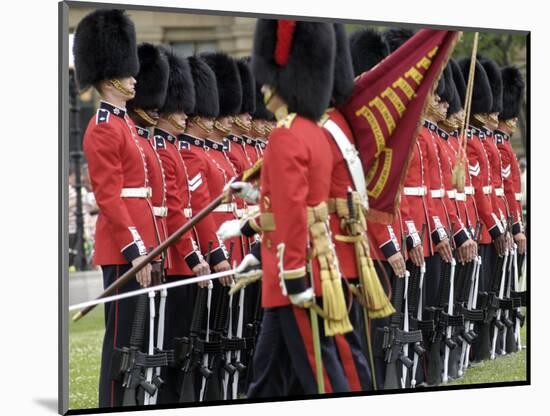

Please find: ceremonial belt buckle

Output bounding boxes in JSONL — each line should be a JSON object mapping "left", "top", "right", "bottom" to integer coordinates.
{"left": 120, "top": 187, "right": 152, "bottom": 198}
{"left": 430, "top": 188, "right": 445, "bottom": 198}
{"left": 464, "top": 186, "right": 475, "bottom": 195}
{"left": 482, "top": 185, "right": 493, "bottom": 195}
{"left": 515, "top": 192, "right": 522, "bottom": 201}
{"left": 184, "top": 207, "right": 193, "bottom": 218}
{"left": 153, "top": 206, "right": 168, "bottom": 217}
{"left": 403, "top": 186, "right": 427, "bottom": 196}
{"left": 447, "top": 189, "right": 456, "bottom": 199}
{"left": 495, "top": 187, "right": 505, "bottom": 197}
{"left": 455, "top": 192, "right": 466, "bottom": 201}
{"left": 213, "top": 202, "right": 236, "bottom": 213}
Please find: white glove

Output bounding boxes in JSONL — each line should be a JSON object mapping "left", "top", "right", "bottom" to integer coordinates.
{"left": 230, "top": 181, "right": 260, "bottom": 204}
{"left": 217, "top": 219, "right": 242, "bottom": 241}
{"left": 289, "top": 287, "right": 315, "bottom": 308}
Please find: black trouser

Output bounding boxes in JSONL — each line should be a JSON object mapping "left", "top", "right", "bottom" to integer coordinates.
{"left": 473, "top": 244, "right": 496, "bottom": 361}
{"left": 157, "top": 276, "right": 197, "bottom": 405}
{"left": 98, "top": 264, "right": 141, "bottom": 408}
{"left": 247, "top": 304, "right": 350, "bottom": 398}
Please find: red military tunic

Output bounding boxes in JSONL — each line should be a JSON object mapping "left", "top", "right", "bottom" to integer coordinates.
{"left": 153, "top": 128, "right": 202, "bottom": 276}
{"left": 178, "top": 134, "right": 228, "bottom": 266}
{"left": 83, "top": 101, "right": 157, "bottom": 265}
{"left": 479, "top": 127, "right": 508, "bottom": 223}
{"left": 495, "top": 130, "right": 524, "bottom": 235}
{"left": 201, "top": 138, "right": 245, "bottom": 264}
{"left": 260, "top": 114, "right": 333, "bottom": 308}
{"left": 225, "top": 134, "right": 254, "bottom": 173}
{"left": 135, "top": 126, "right": 169, "bottom": 265}
{"left": 465, "top": 127, "right": 504, "bottom": 244}
{"left": 425, "top": 121, "right": 471, "bottom": 247}
{"left": 242, "top": 134, "right": 260, "bottom": 165}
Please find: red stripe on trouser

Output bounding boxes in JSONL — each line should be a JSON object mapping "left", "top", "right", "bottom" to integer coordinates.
{"left": 111, "top": 265, "right": 120, "bottom": 408}
{"left": 334, "top": 334, "right": 361, "bottom": 391}
{"left": 292, "top": 306, "right": 333, "bottom": 393}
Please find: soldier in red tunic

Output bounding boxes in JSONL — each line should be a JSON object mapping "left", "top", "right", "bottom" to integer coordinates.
{"left": 73, "top": 9, "right": 156, "bottom": 407}
{"left": 145, "top": 48, "right": 211, "bottom": 404}
{"left": 458, "top": 58, "right": 507, "bottom": 361}
{"left": 496, "top": 66, "right": 526, "bottom": 255}
{"left": 223, "top": 19, "right": 352, "bottom": 396}
{"left": 250, "top": 80, "right": 274, "bottom": 154}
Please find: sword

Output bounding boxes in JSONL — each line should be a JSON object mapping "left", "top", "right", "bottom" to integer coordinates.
{"left": 410, "top": 262, "right": 426, "bottom": 388}
{"left": 442, "top": 258, "right": 457, "bottom": 384}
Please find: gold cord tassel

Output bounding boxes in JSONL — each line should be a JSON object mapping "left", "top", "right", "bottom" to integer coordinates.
{"left": 359, "top": 255, "right": 395, "bottom": 318}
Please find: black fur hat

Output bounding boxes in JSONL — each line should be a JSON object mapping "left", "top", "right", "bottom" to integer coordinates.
{"left": 450, "top": 58, "right": 466, "bottom": 107}
{"left": 438, "top": 64, "right": 454, "bottom": 103}
{"left": 500, "top": 66, "right": 524, "bottom": 120}
{"left": 187, "top": 56, "right": 219, "bottom": 118}
{"left": 349, "top": 28, "right": 389, "bottom": 77}
{"left": 435, "top": 68, "right": 446, "bottom": 99}
{"left": 200, "top": 52, "right": 242, "bottom": 117}
{"left": 480, "top": 58, "right": 503, "bottom": 114}
{"left": 158, "top": 48, "right": 195, "bottom": 115}
{"left": 73, "top": 9, "right": 139, "bottom": 91}
{"left": 444, "top": 62, "right": 462, "bottom": 116}
{"left": 252, "top": 19, "right": 335, "bottom": 121}
{"left": 383, "top": 28, "right": 415, "bottom": 53}
{"left": 252, "top": 82, "right": 274, "bottom": 121}
{"left": 236, "top": 57, "right": 256, "bottom": 114}
{"left": 331, "top": 23, "right": 355, "bottom": 106}
{"left": 458, "top": 58, "right": 492, "bottom": 114}
{"left": 127, "top": 43, "right": 169, "bottom": 111}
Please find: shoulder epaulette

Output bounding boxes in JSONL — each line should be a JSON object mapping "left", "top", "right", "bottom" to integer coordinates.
{"left": 96, "top": 108, "right": 110, "bottom": 125}
{"left": 276, "top": 113, "right": 297, "bottom": 129}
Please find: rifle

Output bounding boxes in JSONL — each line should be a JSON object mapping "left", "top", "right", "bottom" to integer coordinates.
{"left": 177, "top": 285, "right": 209, "bottom": 402}
{"left": 490, "top": 247, "right": 509, "bottom": 360}
{"left": 510, "top": 244, "right": 526, "bottom": 352}
{"left": 109, "top": 294, "right": 165, "bottom": 406}
{"left": 381, "top": 268, "right": 423, "bottom": 390}
{"left": 201, "top": 242, "right": 235, "bottom": 401}
{"left": 243, "top": 279, "right": 263, "bottom": 394}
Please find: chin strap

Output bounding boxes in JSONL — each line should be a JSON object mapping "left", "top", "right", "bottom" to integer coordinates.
{"left": 234, "top": 117, "right": 252, "bottom": 133}
{"left": 191, "top": 116, "right": 213, "bottom": 134}
{"left": 214, "top": 120, "right": 232, "bottom": 135}
{"left": 251, "top": 121, "right": 266, "bottom": 137}
{"left": 134, "top": 108, "right": 157, "bottom": 126}
{"left": 166, "top": 114, "right": 186, "bottom": 131}
{"left": 109, "top": 79, "right": 134, "bottom": 97}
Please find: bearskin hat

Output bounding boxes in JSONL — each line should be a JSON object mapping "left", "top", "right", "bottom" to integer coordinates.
{"left": 236, "top": 57, "right": 256, "bottom": 114}
{"left": 252, "top": 19, "right": 335, "bottom": 121}
{"left": 73, "top": 9, "right": 139, "bottom": 91}
{"left": 331, "top": 23, "right": 355, "bottom": 106}
{"left": 187, "top": 56, "right": 219, "bottom": 118}
{"left": 458, "top": 58, "right": 492, "bottom": 115}
{"left": 349, "top": 28, "right": 389, "bottom": 77}
{"left": 444, "top": 62, "right": 462, "bottom": 116}
{"left": 438, "top": 64, "right": 454, "bottom": 104}
{"left": 252, "top": 82, "right": 274, "bottom": 121}
{"left": 383, "top": 27, "right": 415, "bottom": 53}
{"left": 158, "top": 48, "right": 195, "bottom": 115}
{"left": 435, "top": 67, "right": 446, "bottom": 99}
{"left": 450, "top": 58, "right": 466, "bottom": 107}
{"left": 127, "top": 43, "right": 169, "bottom": 111}
{"left": 500, "top": 66, "right": 525, "bottom": 120}
{"left": 480, "top": 57, "right": 503, "bottom": 114}
{"left": 200, "top": 52, "right": 242, "bottom": 117}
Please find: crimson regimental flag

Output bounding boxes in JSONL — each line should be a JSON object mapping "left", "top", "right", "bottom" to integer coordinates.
{"left": 338, "top": 29, "right": 459, "bottom": 224}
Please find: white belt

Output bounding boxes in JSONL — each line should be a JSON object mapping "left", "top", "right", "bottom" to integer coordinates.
{"left": 464, "top": 186, "right": 475, "bottom": 195}
{"left": 515, "top": 193, "right": 522, "bottom": 201}
{"left": 482, "top": 185, "right": 493, "bottom": 195}
{"left": 447, "top": 190, "right": 456, "bottom": 199}
{"left": 153, "top": 206, "right": 168, "bottom": 217}
{"left": 120, "top": 187, "right": 152, "bottom": 198}
{"left": 495, "top": 187, "right": 504, "bottom": 197}
{"left": 431, "top": 188, "right": 445, "bottom": 198}
{"left": 455, "top": 193, "right": 466, "bottom": 202}
{"left": 184, "top": 208, "right": 193, "bottom": 218}
{"left": 403, "top": 186, "right": 427, "bottom": 196}
{"left": 213, "top": 203, "right": 236, "bottom": 213}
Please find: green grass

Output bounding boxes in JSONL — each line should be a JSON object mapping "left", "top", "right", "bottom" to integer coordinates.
{"left": 69, "top": 306, "right": 104, "bottom": 410}
{"left": 68, "top": 308, "right": 528, "bottom": 410}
